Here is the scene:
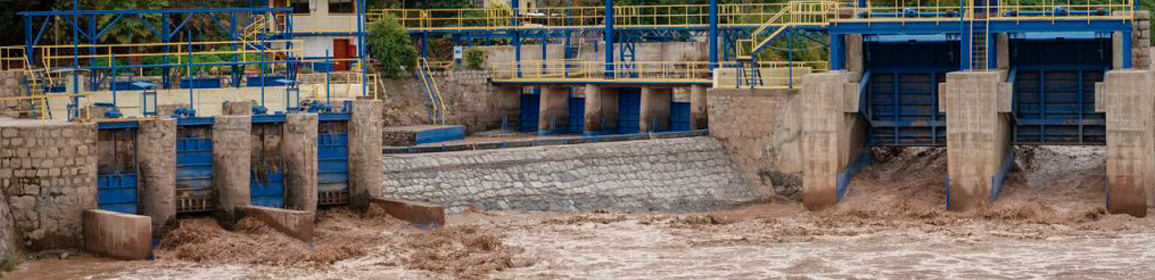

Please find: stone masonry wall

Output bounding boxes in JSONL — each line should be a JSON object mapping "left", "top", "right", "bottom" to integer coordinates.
{"left": 0, "top": 71, "right": 29, "bottom": 119}
{"left": 708, "top": 88, "right": 804, "bottom": 198}
{"left": 0, "top": 119, "right": 97, "bottom": 250}
{"left": 378, "top": 70, "right": 515, "bottom": 135}
{"left": 382, "top": 137, "right": 761, "bottom": 213}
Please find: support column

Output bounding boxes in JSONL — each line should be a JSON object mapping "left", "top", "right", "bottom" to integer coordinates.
{"left": 690, "top": 84, "right": 709, "bottom": 130}
{"left": 941, "top": 70, "right": 1014, "bottom": 211}
{"left": 640, "top": 87, "right": 672, "bottom": 132}
{"left": 996, "top": 33, "right": 1010, "bottom": 70}
{"left": 801, "top": 71, "right": 868, "bottom": 210}
{"left": 844, "top": 34, "right": 864, "bottom": 76}
{"left": 349, "top": 100, "right": 384, "bottom": 212}
{"left": 583, "top": 84, "right": 618, "bottom": 134}
{"left": 493, "top": 86, "right": 521, "bottom": 130}
{"left": 283, "top": 113, "right": 318, "bottom": 212}
{"left": 138, "top": 118, "right": 176, "bottom": 236}
{"left": 538, "top": 86, "right": 569, "bottom": 134}
{"left": 1097, "top": 70, "right": 1153, "bottom": 217}
{"left": 212, "top": 115, "right": 252, "bottom": 227}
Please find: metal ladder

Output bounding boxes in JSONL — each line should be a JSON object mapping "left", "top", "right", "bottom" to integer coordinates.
{"left": 969, "top": 0, "right": 991, "bottom": 70}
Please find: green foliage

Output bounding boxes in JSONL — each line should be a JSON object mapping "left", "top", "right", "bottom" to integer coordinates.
{"left": 464, "top": 48, "right": 486, "bottom": 70}
{"left": 368, "top": 16, "right": 418, "bottom": 78}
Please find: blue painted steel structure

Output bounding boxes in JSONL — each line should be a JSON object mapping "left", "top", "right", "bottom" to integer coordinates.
{"left": 175, "top": 123, "right": 215, "bottom": 213}
{"left": 568, "top": 97, "right": 586, "bottom": 134}
{"left": 670, "top": 102, "right": 691, "bottom": 132}
{"left": 519, "top": 92, "right": 540, "bottom": 132}
{"left": 96, "top": 122, "right": 140, "bottom": 214}
{"left": 318, "top": 114, "right": 351, "bottom": 206}
{"left": 863, "top": 39, "right": 957, "bottom": 146}
{"left": 616, "top": 88, "right": 641, "bottom": 134}
{"left": 1010, "top": 38, "right": 1110, "bottom": 145}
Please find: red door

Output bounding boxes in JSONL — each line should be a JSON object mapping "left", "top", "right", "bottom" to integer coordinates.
{"left": 333, "top": 39, "right": 350, "bottom": 71}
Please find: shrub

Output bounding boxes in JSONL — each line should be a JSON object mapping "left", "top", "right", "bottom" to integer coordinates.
{"left": 464, "top": 48, "right": 486, "bottom": 70}
{"left": 368, "top": 16, "right": 418, "bottom": 78}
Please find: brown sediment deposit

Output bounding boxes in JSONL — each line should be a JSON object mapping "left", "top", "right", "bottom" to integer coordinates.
{"left": 8, "top": 146, "right": 1155, "bottom": 279}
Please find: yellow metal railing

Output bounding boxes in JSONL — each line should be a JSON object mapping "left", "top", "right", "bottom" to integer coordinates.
{"left": 713, "top": 61, "right": 829, "bottom": 89}
{"left": 367, "top": 1, "right": 1135, "bottom": 31}
{"left": 744, "top": 1, "right": 838, "bottom": 59}
{"left": 19, "top": 40, "right": 304, "bottom": 75}
{"left": 498, "top": 59, "right": 714, "bottom": 81}
{"left": 418, "top": 58, "right": 449, "bottom": 124}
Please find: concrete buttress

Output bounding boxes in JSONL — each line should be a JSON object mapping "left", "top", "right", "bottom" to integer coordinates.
{"left": 212, "top": 115, "right": 252, "bottom": 227}
{"left": 283, "top": 113, "right": 319, "bottom": 212}
{"left": 941, "top": 70, "right": 1013, "bottom": 211}
{"left": 801, "top": 71, "right": 867, "bottom": 210}
{"left": 349, "top": 100, "right": 384, "bottom": 212}
{"left": 1097, "top": 69, "right": 1153, "bottom": 217}
{"left": 138, "top": 118, "right": 176, "bottom": 236}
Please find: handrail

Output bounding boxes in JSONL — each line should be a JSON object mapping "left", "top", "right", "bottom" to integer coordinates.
{"left": 417, "top": 58, "right": 447, "bottom": 124}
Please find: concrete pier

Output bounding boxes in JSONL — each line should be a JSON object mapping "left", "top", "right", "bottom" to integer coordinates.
{"left": 940, "top": 70, "right": 1013, "bottom": 211}
{"left": 800, "top": 71, "right": 867, "bottom": 210}
{"left": 494, "top": 86, "right": 521, "bottom": 129}
{"left": 138, "top": 118, "right": 176, "bottom": 236}
{"left": 82, "top": 210, "right": 151, "bottom": 260}
{"left": 1097, "top": 70, "right": 1153, "bottom": 217}
{"left": 583, "top": 85, "right": 618, "bottom": 134}
{"left": 349, "top": 100, "right": 384, "bottom": 211}
{"left": 212, "top": 115, "right": 252, "bottom": 226}
{"left": 690, "top": 84, "right": 708, "bottom": 130}
{"left": 283, "top": 113, "right": 319, "bottom": 212}
{"left": 640, "top": 87, "right": 672, "bottom": 132}
{"left": 538, "top": 86, "right": 569, "bottom": 134}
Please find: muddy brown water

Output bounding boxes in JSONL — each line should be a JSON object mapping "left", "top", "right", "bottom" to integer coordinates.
{"left": 7, "top": 146, "right": 1155, "bottom": 279}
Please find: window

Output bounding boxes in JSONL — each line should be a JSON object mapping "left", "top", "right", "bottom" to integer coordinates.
{"left": 329, "top": 0, "right": 354, "bottom": 14}
{"left": 291, "top": 0, "right": 310, "bottom": 14}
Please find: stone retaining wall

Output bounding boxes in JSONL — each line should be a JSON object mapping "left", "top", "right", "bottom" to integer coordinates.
{"left": 708, "top": 88, "right": 804, "bottom": 198}
{"left": 381, "top": 137, "right": 761, "bottom": 213}
{"left": 0, "top": 119, "right": 97, "bottom": 250}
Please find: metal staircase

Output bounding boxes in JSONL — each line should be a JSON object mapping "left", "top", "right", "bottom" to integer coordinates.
{"left": 739, "top": 1, "right": 836, "bottom": 60}
{"left": 416, "top": 58, "right": 448, "bottom": 124}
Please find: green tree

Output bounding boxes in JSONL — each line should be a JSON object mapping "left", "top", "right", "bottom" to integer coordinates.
{"left": 368, "top": 15, "right": 418, "bottom": 78}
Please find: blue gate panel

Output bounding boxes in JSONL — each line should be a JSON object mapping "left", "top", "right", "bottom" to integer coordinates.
{"left": 414, "top": 125, "right": 466, "bottom": 144}
{"left": 318, "top": 132, "right": 350, "bottom": 206}
{"left": 670, "top": 102, "right": 691, "bottom": 132}
{"left": 864, "top": 41, "right": 957, "bottom": 147}
{"left": 1011, "top": 39, "right": 1109, "bottom": 145}
{"left": 180, "top": 78, "right": 222, "bottom": 89}
{"left": 97, "top": 174, "right": 138, "bottom": 214}
{"left": 246, "top": 75, "right": 289, "bottom": 87}
{"left": 519, "top": 93, "right": 540, "bottom": 133}
{"left": 867, "top": 73, "right": 947, "bottom": 146}
{"left": 251, "top": 172, "right": 285, "bottom": 208}
{"left": 176, "top": 137, "right": 214, "bottom": 213}
{"left": 569, "top": 97, "right": 586, "bottom": 134}
{"left": 617, "top": 88, "right": 641, "bottom": 134}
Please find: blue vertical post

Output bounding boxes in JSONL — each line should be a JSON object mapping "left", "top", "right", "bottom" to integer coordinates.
{"left": 513, "top": 0, "right": 522, "bottom": 78}
{"left": 71, "top": 0, "right": 80, "bottom": 118}
{"left": 603, "top": 0, "right": 614, "bottom": 78}
{"left": 357, "top": 0, "right": 368, "bottom": 97}
{"left": 230, "top": 13, "right": 241, "bottom": 88}
{"left": 1123, "top": 30, "right": 1133, "bottom": 69}
{"left": 162, "top": 16, "right": 171, "bottom": 88}
{"left": 830, "top": 34, "right": 844, "bottom": 70}
{"left": 325, "top": 50, "right": 332, "bottom": 104}
{"left": 960, "top": 0, "right": 970, "bottom": 70}
{"left": 187, "top": 31, "right": 194, "bottom": 113}
{"left": 708, "top": 0, "right": 718, "bottom": 70}
{"left": 88, "top": 16, "right": 97, "bottom": 92}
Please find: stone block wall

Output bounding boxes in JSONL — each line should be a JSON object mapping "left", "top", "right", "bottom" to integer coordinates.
{"left": 377, "top": 70, "right": 518, "bottom": 134}
{"left": 381, "top": 137, "right": 761, "bottom": 213}
{"left": 0, "top": 71, "right": 29, "bottom": 119}
{"left": 0, "top": 119, "right": 97, "bottom": 250}
{"left": 707, "top": 87, "right": 803, "bottom": 198}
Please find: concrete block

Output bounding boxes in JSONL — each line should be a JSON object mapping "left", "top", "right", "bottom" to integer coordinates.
{"left": 239, "top": 206, "right": 314, "bottom": 242}
{"left": 1103, "top": 70, "right": 1153, "bottom": 217}
{"left": 83, "top": 210, "right": 151, "bottom": 260}
{"left": 690, "top": 84, "right": 708, "bottom": 130}
{"left": 640, "top": 87, "right": 672, "bottom": 132}
{"left": 212, "top": 115, "right": 252, "bottom": 227}
{"left": 221, "top": 101, "right": 254, "bottom": 116}
{"left": 1095, "top": 82, "right": 1107, "bottom": 113}
{"left": 997, "top": 82, "right": 1013, "bottom": 113}
{"left": 845, "top": 34, "right": 864, "bottom": 76}
{"left": 942, "top": 70, "right": 1012, "bottom": 211}
{"left": 538, "top": 86, "right": 569, "bottom": 134}
{"left": 842, "top": 82, "right": 859, "bottom": 113}
{"left": 349, "top": 100, "right": 384, "bottom": 212}
{"left": 371, "top": 198, "right": 446, "bottom": 227}
{"left": 283, "top": 113, "right": 318, "bottom": 212}
{"left": 800, "top": 71, "right": 866, "bottom": 210}
{"left": 138, "top": 118, "right": 176, "bottom": 236}
{"left": 585, "top": 85, "right": 620, "bottom": 133}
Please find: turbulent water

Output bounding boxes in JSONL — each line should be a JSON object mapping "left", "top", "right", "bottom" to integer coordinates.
{"left": 9, "top": 146, "right": 1155, "bottom": 279}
